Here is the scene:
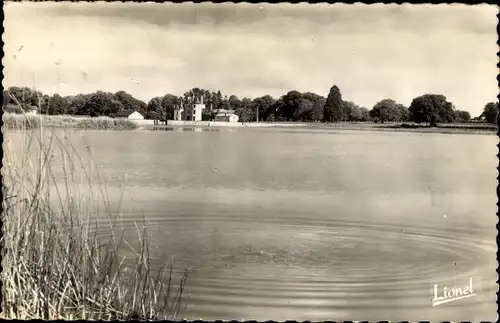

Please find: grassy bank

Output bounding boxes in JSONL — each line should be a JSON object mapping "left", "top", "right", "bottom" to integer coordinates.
{"left": 159, "top": 120, "right": 497, "bottom": 134}
{"left": 383, "top": 122, "right": 498, "bottom": 130}
{"left": 303, "top": 121, "right": 498, "bottom": 134}
{"left": 1, "top": 126, "right": 187, "bottom": 320}
{"left": 2, "top": 112, "right": 138, "bottom": 130}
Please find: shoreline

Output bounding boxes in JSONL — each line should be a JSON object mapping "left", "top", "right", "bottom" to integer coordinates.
{"left": 2, "top": 113, "right": 139, "bottom": 130}
{"left": 145, "top": 121, "right": 498, "bottom": 135}
{"left": 3, "top": 113, "right": 496, "bottom": 135}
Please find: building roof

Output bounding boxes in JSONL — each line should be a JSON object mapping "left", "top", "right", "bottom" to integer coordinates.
{"left": 115, "top": 109, "right": 140, "bottom": 117}
{"left": 216, "top": 113, "right": 238, "bottom": 118}
{"left": 213, "top": 109, "right": 235, "bottom": 114}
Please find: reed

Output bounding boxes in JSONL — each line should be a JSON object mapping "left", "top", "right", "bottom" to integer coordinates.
{"left": 2, "top": 112, "right": 138, "bottom": 130}
{"left": 1, "top": 120, "right": 188, "bottom": 320}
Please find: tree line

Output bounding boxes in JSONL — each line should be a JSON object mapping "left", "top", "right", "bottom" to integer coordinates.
{"left": 3, "top": 85, "right": 498, "bottom": 126}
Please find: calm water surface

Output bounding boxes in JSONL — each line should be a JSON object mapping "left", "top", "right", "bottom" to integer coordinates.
{"left": 6, "top": 127, "right": 498, "bottom": 321}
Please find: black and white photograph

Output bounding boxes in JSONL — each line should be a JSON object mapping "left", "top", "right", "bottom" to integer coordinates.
{"left": 1, "top": 2, "right": 498, "bottom": 321}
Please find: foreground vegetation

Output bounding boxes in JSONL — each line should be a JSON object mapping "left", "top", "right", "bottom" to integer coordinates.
{"left": 1, "top": 126, "right": 187, "bottom": 319}
{"left": 2, "top": 112, "right": 138, "bottom": 130}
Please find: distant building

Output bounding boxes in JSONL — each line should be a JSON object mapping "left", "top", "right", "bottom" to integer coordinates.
{"left": 115, "top": 110, "right": 144, "bottom": 120}
{"left": 215, "top": 112, "right": 239, "bottom": 122}
{"left": 173, "top": 97, "right": 205, "bottom": 121}
{"left": 212, "top": 109, "right": 235, "bottom": 115}
{"left": 26, "top": 106, "right": 38, "bottom": 115}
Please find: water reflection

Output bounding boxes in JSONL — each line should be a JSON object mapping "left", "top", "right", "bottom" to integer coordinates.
{"left": 146, "top": 126, "right": 222, "bottom": 132}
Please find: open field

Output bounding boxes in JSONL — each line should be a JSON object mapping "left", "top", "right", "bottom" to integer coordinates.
{"left": 1, "top": 127, "right": 187, "bottom": 320}
{"left": 2, "top": 113, "right": 139, "bottom": 130}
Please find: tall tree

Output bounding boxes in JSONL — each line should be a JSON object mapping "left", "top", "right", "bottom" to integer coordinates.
{"left": 228, "top": 95, "right": 242, "bottom": 111}
{"left": 300, "top": 92, "right": 325, "bottom": 122}
{"left": 183, "top": 88, "right": 212, "bottom": 106}
{"left": 147, "top": 97, "right": 163, "bottom": 120}
{"left": 479, "top": 102, "right": 499, "bottom": 124}
{"left": 7, "top": 86, "right": 44, "bottom": 110}
{"left": 252, "top": 95, "right": 275, "bottom": 122}
{"left": 210, "top": 91, "right": 223, "bottom": 110}
{"left": 409, "top": 94, "right": 455, "bottom": 126}
{"left": 269, "top": 98, "right": 286, "bottom": 121}
{"left": 454, "top": 110, "right": 471, "bottom": 122}
{"left": 302, "top": 92, "right": 324, "bottom": 104}
{"left": 47, "top": 94, "right": 70, "bottom": 115}
{"left": 360, "top": 107, "right": 371, "bottom": 121}
{"left": 65, "top": 94, "right": 88, "bottom": 115}
{"left": 218, "top": 95, "right": 231, "bottom": 111}
{"left": 294, "top": 98, "right": 315, "bottom": 121}
{"left": 397, "top": 103, "right": 410, "bottom": 121}
{"left": 311, "top": 98, "right": 326, "bottom": 122}
{"left": 38, "top": 94, "right": 51, "bottom": 114}
{"left": 323, "top": 85, "right": 346, "bottom": 122}
{"left": 84, "top": 91, "right": 123, "bottom": 117}
{"left": 115, "top": 90, "right": 147, "bottom": 115}
{"left": 235, "top": 97, "right": 254, "bottom": 122}
{"left": 280, "top": 90, "right": 303, "bottom": 121}
{"left": 161, "top": 94, "right": 181, "bottom": 120}
{"left": 344, "top": 101, "right": 365, "bottom": 122}
{"left": 370, "top": 99, "right": 407, "bottom": 122}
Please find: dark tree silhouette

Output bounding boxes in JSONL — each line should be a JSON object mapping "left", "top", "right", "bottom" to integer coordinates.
{"left": 323, "top": 85, "right": 346, "bottom": 122}
{"left": 409, "top": 94, "right": 455, "bottom": 127}
{"left": 480, "top": 102, "right": 499, "bottom": 124}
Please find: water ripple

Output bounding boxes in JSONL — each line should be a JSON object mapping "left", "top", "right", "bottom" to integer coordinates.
{"left": 93, "top": 206, "right": 497, "bottom": 321}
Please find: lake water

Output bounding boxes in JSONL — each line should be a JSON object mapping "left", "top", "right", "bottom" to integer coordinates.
{"left": 5, "top": 127, "right": 498, "bottom": 321}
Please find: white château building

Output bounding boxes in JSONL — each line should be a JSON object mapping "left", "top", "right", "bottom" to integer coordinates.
{"left": 173, "top": 96, "right": 205, "bottom": 121}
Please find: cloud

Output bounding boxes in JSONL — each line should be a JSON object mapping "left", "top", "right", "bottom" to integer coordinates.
{"left": 3, "top": 3, "right": 498, "bottom": 115}
{"left": 42, "top": 2, "right": 496, "bottom": 34}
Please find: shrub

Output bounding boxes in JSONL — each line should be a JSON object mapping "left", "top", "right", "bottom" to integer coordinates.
{"left": 2, "top": 113, "right": 138, "bottom": 130}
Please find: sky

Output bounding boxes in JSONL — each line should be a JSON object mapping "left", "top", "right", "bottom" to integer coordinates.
{"left": 3, "top": 2, "right": 498, "bottom": 116}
